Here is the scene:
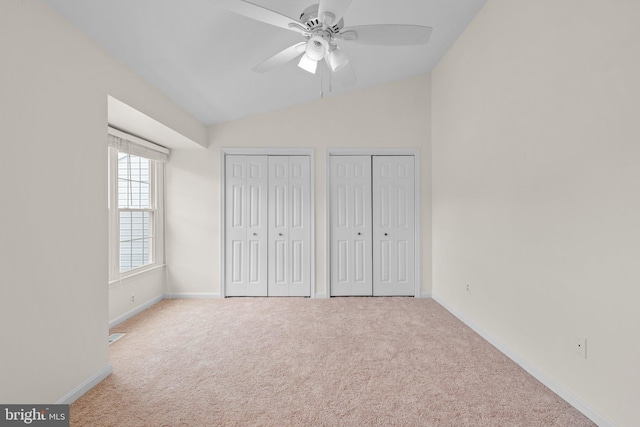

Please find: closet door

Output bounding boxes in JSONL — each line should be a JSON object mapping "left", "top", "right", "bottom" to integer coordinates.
{"left": 225, "top": 156, "right": 268, "bottom": 296}
{"left": 268, "top": 156, "right": 311, "bottom": 296}
{"left": 373, "top": 156, "right": 415, "bottom": 296}
{"left": 330, "top": 156, "right": 373, "bottom": 296}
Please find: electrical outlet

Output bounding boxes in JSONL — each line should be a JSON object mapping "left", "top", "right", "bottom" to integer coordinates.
{"left": 574, "top": 337, "right": 587, "bottom": 359}
{"left": 130, "top": 294, "right": 135, "bottom": 304}
{"left": 466, "top": 283, "right": 471, "bottom": 294}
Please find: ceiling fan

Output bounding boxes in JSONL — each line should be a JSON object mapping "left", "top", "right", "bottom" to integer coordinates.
{"left": 220, "top": 0, "right": 433, "bottom": 86}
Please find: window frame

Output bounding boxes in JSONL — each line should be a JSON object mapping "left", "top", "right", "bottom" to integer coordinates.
{"left": 108, "top": 130, "right": 167, "bottom": 283}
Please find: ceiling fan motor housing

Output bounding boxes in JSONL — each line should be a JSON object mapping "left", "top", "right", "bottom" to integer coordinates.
{"left": 300, "top": 4, "right": 344, "bottom": 62}
{"left": 300, "top": 4, "right": 344, "bottom": 35}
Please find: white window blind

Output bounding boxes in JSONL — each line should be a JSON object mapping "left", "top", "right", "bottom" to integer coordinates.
{"left": 108, "top": 127, "right": 169, "bottom": 163}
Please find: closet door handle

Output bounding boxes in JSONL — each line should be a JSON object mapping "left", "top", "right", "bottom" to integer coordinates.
{"left": 279, "top": 233, "right": 283, "bottom": 236}
{"left": 252, "top": 233, "right": 257, "bottom": 236}
{"left": 384, "top": 233, "right": 389, "bottom": 236}
{"left": 357, "top": 232, "right": 362, "bottom": 236}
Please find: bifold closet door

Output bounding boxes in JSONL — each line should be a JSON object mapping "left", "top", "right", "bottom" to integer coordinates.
{"left": 372, "top": 156, "right": 415, "bottom": 296}
{"left": 330, "top": 155, "right": 415, "bottom": 297}
{"left": 268, "top": 156, "right": 311, "bottom": 296}
{"left": 330, "top": 156, "right": 373, "bottom": 296}
{"left": 225, "top": 155, "right": 268, "bottom": 296}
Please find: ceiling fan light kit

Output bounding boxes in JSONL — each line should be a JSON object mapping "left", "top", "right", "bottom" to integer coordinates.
{"left": 223, "top": 0, "right": 433, "bottom": 87}
{"left": 328, "top": 47, "right": 349, "bottom": 72}
{"left": 298, "top": 54, "right": 319, "bottom": 74}
{"left": 306, "top": 35, "right": 329, "bottom": 61}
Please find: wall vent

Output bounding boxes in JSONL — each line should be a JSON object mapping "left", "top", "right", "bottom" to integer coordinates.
{"left": 108, "top": 333, "right": 126, "bottom": 345}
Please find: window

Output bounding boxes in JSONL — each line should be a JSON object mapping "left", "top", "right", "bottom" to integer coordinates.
{"left": 117, "top": 153, "right": 153, "bottom": 272}
{"left": 108, "top": 129, "right": 168, "bottom": 282}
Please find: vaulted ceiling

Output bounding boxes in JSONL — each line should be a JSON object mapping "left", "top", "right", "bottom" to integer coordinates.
{"left": 44, "top": 0, "right": 486, "bottom": 125}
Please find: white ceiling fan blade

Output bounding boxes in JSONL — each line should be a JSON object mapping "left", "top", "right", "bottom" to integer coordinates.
{"left": 318, "top": 0, "right": 353, "bottom": 27}
{"left": 339, "top": 25, "right": 433, "bottom": 46}
{"left": 218, "top": 0, "right": 304, "bottom": 33}
{"left": 331, "top": 61, "right": 356, "bottom": 87}
{"left": 253, "top": 42, "right": 306, "bottom": 73}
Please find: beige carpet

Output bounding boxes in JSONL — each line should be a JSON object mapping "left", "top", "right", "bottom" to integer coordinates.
{"left": 72, "top": 298, "right": 595, "bottom": 426}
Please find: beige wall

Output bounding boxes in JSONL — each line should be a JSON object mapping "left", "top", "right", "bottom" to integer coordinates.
{"left": 0, "top": 0, "right": 205, "bottom": 403}
{"left": 109, "top": 268, "right": 165, "bottom": 326}
{"left": 431, "top": 0, "right": 640, "bottom": 425}
{"left": 166, "top": 74, "right": 432, "bottom": 298}
{"left": 10, "top": 0, "right": 636, "bottom": 420}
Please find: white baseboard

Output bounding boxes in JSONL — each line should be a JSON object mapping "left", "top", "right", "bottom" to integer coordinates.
{"left": 165, "top": 292, "right": 222, "bottom": 299}
{"left": 419, "top": 292, "right": 432, "bottom": 298}
{"left": 315, "top": 294, "right": 427, "bottom": 299}
{"left": 110, "top": 293, "right": 223, "bottom": 329}
{"left": 109, "top": 295, "right": 165, "bottom": 329}
{"left": 56, "top": 364, "right": 112, "bottom": 404}
{"left": 432, "top": 294, "right": 615, "bottom": 427}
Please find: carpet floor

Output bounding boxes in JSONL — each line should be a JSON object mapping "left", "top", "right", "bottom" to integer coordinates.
{"left": 71, "top": 298, "right": 595, "bottom": 426}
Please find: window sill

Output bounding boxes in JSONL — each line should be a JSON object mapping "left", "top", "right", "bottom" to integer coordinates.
{"left": 109, "top": 264, "right": 166, "bottom": 287}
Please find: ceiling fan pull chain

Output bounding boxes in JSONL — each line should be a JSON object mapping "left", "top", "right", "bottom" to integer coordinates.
{"left": 320, "top": 63, "right": 324, "bottom": 99}
{"left": 329, "top": 67, "right": 333, "bottom": 93}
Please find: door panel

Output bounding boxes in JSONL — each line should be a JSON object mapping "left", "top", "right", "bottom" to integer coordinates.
{"left": 225, "top": 155, "right": 268, "bottom": 296}
{"left": 268, "top": 156, "right": 311, "bottom": 296}
{"left": 373, "top": 156, "right": 415, "bottom": 296}
{"left": 330, "top": 156, "right": 373, "bottom": 296}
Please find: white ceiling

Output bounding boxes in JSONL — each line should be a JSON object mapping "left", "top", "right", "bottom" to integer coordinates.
{"left": 44, "top": 0, "right": 486, "bottom": 126}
